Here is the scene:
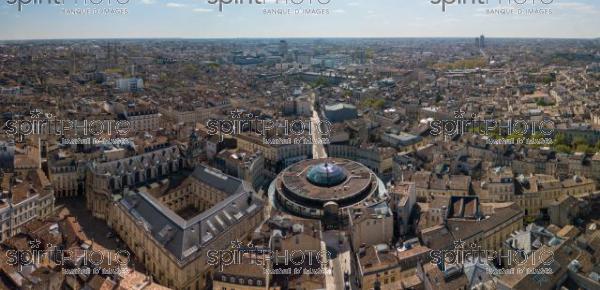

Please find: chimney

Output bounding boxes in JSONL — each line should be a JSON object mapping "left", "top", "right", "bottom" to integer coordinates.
{"left": 359, "top": 243, "right": 366, "bottom": 257}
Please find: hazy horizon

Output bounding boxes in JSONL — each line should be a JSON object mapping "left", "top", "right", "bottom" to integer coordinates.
{"left": 1, "top": 36, "right": 599, "bottom": 42}
{"left": 1, "top": 0, "right": 599, "bottom": 40}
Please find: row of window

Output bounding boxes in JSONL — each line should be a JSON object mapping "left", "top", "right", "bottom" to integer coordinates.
{"left": 220, "top": 275, "right": 263, "bottom": 286}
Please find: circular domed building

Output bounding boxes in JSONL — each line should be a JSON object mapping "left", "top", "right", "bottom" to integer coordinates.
{"left": 268, "top": 158, "right": 385, "bottom": 220}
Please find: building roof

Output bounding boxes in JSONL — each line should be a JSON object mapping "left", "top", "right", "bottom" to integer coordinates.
{"left": 306, "top": 162, "right": 347, "bottom": 187}
{"left": 325, "top": 103, "right": 356, "bottom": 111}
{"left": 358, "top": 245, "right": 400, "bottom": 275}
{"left": 277, "top": 158, "right": 378, "bottom": 208}
{"left": 421, "top": 201, "right": 523, "bottom": 250}
{"left": 119, "top": 165, "right": 262, "bottom": 264}
{"left": 447, "top": 196, "right": 480, "bottom": 219}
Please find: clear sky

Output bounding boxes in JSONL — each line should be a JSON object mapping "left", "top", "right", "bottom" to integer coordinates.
{"left": 0, "top": 0, "right": 598, "bottom": 40}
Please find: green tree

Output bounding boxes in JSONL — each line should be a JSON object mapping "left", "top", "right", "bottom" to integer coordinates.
{"left": 361, "top": 98, "right": 385, "bottom": 110}
{"left": 555, "top": 144, "right": 572, "bottom": 154}
{"left": 554, "top": 133, "right": 568, "bottom": 146}
{"left": 310, "top": 77, "right": 329, "bottom": 88}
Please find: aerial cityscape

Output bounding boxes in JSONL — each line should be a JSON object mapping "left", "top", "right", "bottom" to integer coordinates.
{"left": 0, "top": 1, "right": 599, "bottom": 290}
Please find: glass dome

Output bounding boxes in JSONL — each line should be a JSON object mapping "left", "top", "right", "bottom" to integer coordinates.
{"left": 306, "top": 163, "right": 347, "bottom": 187}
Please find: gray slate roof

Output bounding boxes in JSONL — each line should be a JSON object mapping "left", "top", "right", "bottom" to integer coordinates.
{"left": 119, "top": 165, "right": 262, "bottom": 264}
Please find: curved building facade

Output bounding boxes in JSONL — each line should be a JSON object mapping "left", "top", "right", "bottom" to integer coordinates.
{"left": 269, "top": 158, "right": 385, "bottom": 219}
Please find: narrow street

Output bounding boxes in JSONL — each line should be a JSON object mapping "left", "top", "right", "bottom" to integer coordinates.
{"left": 323, "top": 231, "right": 357, "bottom": 290}
{"left": 310, "top": 92, "right": 328, "bottom": 159}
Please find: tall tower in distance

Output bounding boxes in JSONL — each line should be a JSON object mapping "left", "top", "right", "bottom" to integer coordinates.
{"left": 479, "top": 34, "right": 485, "bottom": 49}
{"left": 279, "top": 40, "right": 288, "bottom": 57}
